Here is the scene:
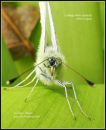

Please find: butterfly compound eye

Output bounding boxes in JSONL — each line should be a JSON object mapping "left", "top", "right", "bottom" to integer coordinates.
{"left": 49, "top": 57, "right": 56, "bottom": 66}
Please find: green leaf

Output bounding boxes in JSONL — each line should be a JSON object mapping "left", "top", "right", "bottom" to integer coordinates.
{"left": 29, "top": 21, "right": 41, "bottom": 55}
{"left": 1, "top": 84, "right": 104, "bottom": 128}
{"left": 2, "top": 38, "right": 18, "bottom": 86}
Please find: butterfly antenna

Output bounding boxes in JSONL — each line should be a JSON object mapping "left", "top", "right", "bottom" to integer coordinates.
{"left": 63, "top": 63, "right": 95, "bottom": 87}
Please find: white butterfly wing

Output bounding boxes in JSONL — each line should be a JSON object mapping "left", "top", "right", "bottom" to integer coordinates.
{"left": 47, "top": 2, "right": 58, "bottom": 51}
{"left": 39, "top": 2, "right": 46, "bottom": 52}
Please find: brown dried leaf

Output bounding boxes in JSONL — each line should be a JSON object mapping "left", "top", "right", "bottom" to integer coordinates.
{"left": 2, "top": 5, "right": 40, "bottom": 60}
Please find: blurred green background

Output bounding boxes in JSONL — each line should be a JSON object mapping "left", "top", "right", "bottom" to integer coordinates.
{"left": 1, "top": 1, "right": 105, "bottom": 129}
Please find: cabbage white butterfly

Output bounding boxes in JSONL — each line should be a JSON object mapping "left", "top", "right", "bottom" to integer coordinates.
{"left": 6, "top": 2, "right": 94, "bottom": 120}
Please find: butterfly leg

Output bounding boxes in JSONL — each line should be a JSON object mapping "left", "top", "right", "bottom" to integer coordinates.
{"left": 25, "top": 71, "right": 52, "bottom": 102}
{"left": 25, "top": 79, "right": 39, "bottom": 102}
{"left": 8, "top": 69, "right": 36, "bottom": 89}
{"left": 20, "top": 75, "right": 36, "bottom": 87}
{"left": 63, "top": 81, "right": 91, "bottom": 120}
{"left": 56, "top": 80, "right": 76, "bottom": 120}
